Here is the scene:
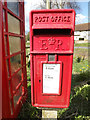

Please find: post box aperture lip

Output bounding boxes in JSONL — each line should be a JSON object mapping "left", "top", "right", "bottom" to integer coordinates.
{"left": 41, "top": 61, "right": 62, "bottom": 96}
{"left": 33, "top": 29, "right": 72, "bottom": 36}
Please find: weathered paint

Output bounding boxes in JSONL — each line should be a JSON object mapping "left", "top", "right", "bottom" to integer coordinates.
{"left": 0, "top": 1, "right": 2, "bottom": 120}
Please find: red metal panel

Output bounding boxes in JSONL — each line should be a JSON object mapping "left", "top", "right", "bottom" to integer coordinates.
{"left": 2, "top": 47, "right": 11, "bottom": 118}
{"left": 21, "top": 2, "right": 27, "bottom": 96}
{"left": 0, "top": 1, "right": 2, "bottom": 119}
{"left": 2, "top": 2, "right": 11, "bottom": 118}
{"left": 31, "top": 9, "right": 75, "bottom": 30}
{"left": 32, "top": 55, "right": 73, "bottom": 108}
{"left": 30, "top": 9, "right": 75, "bottom": 108}
{"left": 32, "top": 35, "right": 73, "bottom": 53}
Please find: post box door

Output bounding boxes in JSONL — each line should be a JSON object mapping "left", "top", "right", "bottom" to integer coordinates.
{"left": 32, "top": 54, "right": 73, "bottom": 108}
{"left": 33, "top": 55, "right": 63, "bottom": 105}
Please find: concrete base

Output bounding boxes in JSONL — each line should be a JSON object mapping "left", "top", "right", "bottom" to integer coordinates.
{"left": 75, "top": 40, "right": 88, "bottom": 44}
{"left": 42, "top": 110, "right": 57, "bottom": 119}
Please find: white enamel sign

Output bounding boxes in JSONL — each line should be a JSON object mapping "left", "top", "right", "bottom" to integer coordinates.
{"left": 43, "top": 64, "right": 60, "bottom": 94}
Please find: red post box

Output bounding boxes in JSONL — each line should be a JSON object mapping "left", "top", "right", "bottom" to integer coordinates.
{"left": 30, "top": 9, "right": 75, "bottom": 108}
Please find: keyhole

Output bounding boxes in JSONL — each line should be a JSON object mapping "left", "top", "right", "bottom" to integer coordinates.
{"left": 39, "top": 80, "right": 41, "bottom": 83}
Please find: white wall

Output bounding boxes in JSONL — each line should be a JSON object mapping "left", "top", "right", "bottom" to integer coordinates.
{"left": 74, "top": 31, "right": 88, "bottom": 41}
{"left": 88, "top": 31, "right": 90, "bottom": 42}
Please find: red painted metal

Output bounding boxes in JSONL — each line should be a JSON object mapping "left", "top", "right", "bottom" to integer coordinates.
{"left": 0, "top": 1, "right": 2, "bottom": 120}
{"left": 30, "top": 9, "right": 75, "bottom": 108}
{"left": 1, "top": 1, "right": 27, "bottom": 119}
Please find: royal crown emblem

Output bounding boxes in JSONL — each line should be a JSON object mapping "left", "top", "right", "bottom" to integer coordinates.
{"left": 48, "top": 38, "right": 56, "bottom": 45}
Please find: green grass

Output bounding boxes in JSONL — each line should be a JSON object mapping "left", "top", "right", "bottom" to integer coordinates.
{"left": 26, "top": 42, "right": 30, "bottom": 46}
{"left": 18, "top": 81, "right": 42, "bottom": 119}
{"left": 27, "top": 66, "right": 30, "bottom": 81}
{"left": 74, "top": 43, "right": 90, "bottom": 47}
{"left": 58, "top": 84, "right": 90, "bottom": 119}
{"left": 74, "top": 48, "right": 88, "bottom": 59}
{"left": 26, "top": 48, "right": 30, "bottom": 56}
{"left": 73, "top": 57, "right": 88, "bottom": 73}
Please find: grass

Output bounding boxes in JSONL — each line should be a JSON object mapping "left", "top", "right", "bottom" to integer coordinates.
{"left": 74, "top": 43, "right": 88, "bottom": 47}
{"left": 73, "top": 57, "right": 88, "bottom": 73}
{"left": 58, "top": 84, "right": 90, "bottom": 119}
{"left": 26, "top": 48, "right": 30, "bottom": 56}
{"left": 26, "top": 42, "right": 30, "bottom": 47}
{"left": 18, "top": 45, "right": 90, "bottom": 119}
{"left": 74, "top": 48, "right": 88, "bottom": 59}
{"left": 18, "top": 81, "right": 42, "bottom": 119}
{"left": 27, "top": 66, "right": 30, "bottom": 81}
{"left": 74, "top": 42, "right": 90, "bottom": 47}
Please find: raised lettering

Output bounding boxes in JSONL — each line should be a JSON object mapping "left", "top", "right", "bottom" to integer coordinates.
{"left": 58, "top": 16, "right": 62, "bottom": 22}
{"left": 46, "top": 16, "right": 49, "bottom": 22}
{"left": 48, "top": 38, "right": 56, "bottom": 45}
{"left": 40, "top": 38, "right": 65, "bottom": 51}
{"left": 56, "top": 40, "right": 63, "bottom": 50}
{"left": 40, "top": 40, "right": 48, "bottom": 50}
{"left": 67, "top": 16, "right": 70, "bottom": 22}
{"left": 34, "top": 15, "right": 71, "bottom": 23}
{"left": 35, "top": 17, "right": 38, "bottom": 22}
{"left": 51, "top": 16, "right": 54, "bottom": 22}
{"left": 64, "top": 16, "right": 66, "bottom": 22}
{"left": 55, "top": 16, "right": 58, "bottom": 22}
{"left": 42, "top": 16, "right": 45, "bottom": 22}
{"left": 38, "top": 17, "right": 42, "bottom": 22}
